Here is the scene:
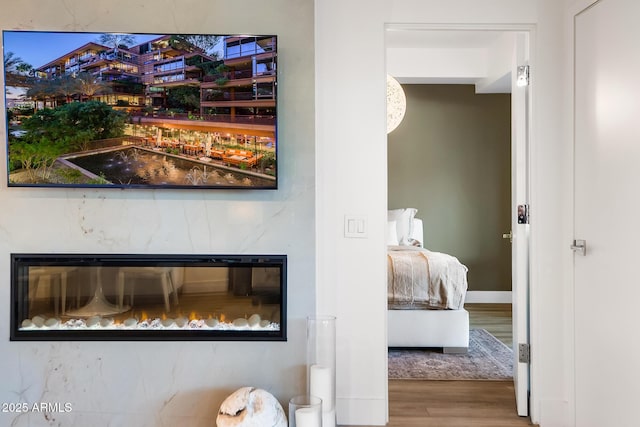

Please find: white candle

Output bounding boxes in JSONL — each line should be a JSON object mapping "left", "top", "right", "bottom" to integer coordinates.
{"left": 295, "top": 407, "right": 321, "bottom": 427}
{"left": 322, "top": 409, "right": 336, "bottom": 427}
{"left": 310, "top": 364, "right": 334, "bottom": 411}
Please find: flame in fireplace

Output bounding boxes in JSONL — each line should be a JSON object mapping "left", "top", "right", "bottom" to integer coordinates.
{"left": 141, "top": 311, "right": 148, "bottom": 322}
{"left": 161, "top": 313, "right": 167, "bottom": 320}
{"left": 220, "top": 313, "right": 226, "bottom": 322}
{"left": 189, "top": 311, "right": 198, "bottom": 321}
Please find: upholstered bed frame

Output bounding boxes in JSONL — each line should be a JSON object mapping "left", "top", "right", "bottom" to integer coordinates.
{"left": 387, "top": 217, "right": 469, "bottom": 353}
{"left": 388, "top": 306, "right": 469, "bottom": 353}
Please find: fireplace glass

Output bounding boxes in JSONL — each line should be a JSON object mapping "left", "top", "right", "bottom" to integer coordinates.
{"left": 10, "top": 254, "right": 286, "bottom": 341}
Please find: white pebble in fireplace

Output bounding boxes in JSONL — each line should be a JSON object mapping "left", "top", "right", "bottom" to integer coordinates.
{"left": 20, "top": 314, "right": 279, "bottom": 331}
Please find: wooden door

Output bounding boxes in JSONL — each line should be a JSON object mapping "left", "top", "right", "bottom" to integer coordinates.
{"left": 574, "top": 1, "right": 640, "bottom": 425}
{"left": 511, "top": 32, "right": 531, "bottom": 417}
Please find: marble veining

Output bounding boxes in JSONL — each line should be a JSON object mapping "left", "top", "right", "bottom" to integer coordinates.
{"left": 0, "top": 0, "right": 314, "bottom": 424}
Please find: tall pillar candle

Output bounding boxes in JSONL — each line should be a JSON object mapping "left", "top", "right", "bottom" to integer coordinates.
{"left": 307, "top": 315, "right": 336, "bottom": 426}
{"left": 323, "top": 409, "right": 336, "bottom": 427}
{"left": 309, "top": 364, "right": 333, "bottom": 411}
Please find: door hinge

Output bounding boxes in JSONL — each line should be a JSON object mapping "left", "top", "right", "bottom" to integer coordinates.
{"left": 518, "top": 343, "right": 530, "bottom": 364}
{"left": 518, "top": 204, "right": 529, "bottom": 224}
{"left": 517, "top": 65, "right": 530, "bottom": 87}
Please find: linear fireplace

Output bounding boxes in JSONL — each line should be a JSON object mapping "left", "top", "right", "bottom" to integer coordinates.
{"left": 10, "top": 254, "right": 286, "bottom": 341}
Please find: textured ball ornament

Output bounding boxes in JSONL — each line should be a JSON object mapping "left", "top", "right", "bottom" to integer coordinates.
{"left": 216, "top": 387, "right": 287, "bottom": 427}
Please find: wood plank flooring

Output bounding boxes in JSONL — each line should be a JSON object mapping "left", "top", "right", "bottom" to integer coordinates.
{"left": 466, "top": 303, "right": 514, "bottom": 348}
{"left": 341, "top": 303, "right": 537, "bottom": 426}
{"left": 386, "top": 380, "right": 534, "bottom": 427}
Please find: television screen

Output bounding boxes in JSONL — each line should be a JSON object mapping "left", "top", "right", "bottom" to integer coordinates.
{"left": 3, "top": 31, "right": 277, "bottom": 189}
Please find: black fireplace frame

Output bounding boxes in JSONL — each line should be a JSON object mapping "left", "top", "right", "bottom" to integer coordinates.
{"left": 10, "top": 253, "right": 287, "bottom": 342}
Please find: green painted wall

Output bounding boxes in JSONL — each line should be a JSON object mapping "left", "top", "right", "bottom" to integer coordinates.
{"left": 388, "top": 84, "right": 512, "bottom": 292}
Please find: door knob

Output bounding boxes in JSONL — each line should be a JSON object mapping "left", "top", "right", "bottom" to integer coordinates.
{"left": 502, "top": 231, "right": 512, "bottom": 242}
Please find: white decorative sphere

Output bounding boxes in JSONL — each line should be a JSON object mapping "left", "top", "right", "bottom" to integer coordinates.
{"left": 216, "top": 387, "right": 287, "bottom": 427}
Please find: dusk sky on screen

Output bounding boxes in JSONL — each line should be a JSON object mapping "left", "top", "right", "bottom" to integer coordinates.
{"left": 3, "top": 31, "right": 161, "bottom": 68}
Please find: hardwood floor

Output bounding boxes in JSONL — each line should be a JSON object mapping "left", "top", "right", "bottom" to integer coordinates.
{"left": 386, "top": 380, "right": 534, "bottom": 427}
{"left": 466, "top": 303, "right": 514, "bottom": 348}
{"left": 342, "top": 303, "right": 537, "bottom": 426}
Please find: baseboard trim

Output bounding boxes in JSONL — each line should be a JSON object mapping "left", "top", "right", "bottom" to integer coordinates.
{"left": 336, "top": 397, "right": 387, "bottom": 426}
{"left": 465, "top": 291, "right": 512, "bottom": 304}
{"left": 539, "top": 398, "right": 571, "bottom": 427}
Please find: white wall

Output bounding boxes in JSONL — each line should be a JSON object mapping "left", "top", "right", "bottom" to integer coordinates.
{"left": 476, "top": 32, "right": 516, "bottom": 93}
{"left": 532, "top": 1, "right": 576, "bottom": 425}
{"left": 316, "top": 0, "right": 573, "bottom": 425}
{"left": 0, "top": 1, "right": 315, "bottom": 426}
{"left": 0, "top": 0, "right": 576, "bottom": 425}
{"left": 387, "top": 47, "right": 489, "bottom": 83}
{"left": 315, "top": 1, "right": 389, "bottom": 424}
{"left": 387, "top": 32, "right": 517, "bottom": 93}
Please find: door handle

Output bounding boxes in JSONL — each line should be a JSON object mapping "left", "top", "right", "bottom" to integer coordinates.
{"left": 571, "top": 239, "right": 587, "bottom": 256}
{"left": 502, "top": 231, "right": 512, "bottom": 243}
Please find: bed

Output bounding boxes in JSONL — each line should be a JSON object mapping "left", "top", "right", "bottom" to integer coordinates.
{"left": 387, "top": 208, "right": 469, "bottom": 353}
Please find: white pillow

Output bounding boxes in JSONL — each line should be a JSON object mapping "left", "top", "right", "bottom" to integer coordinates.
{"left": 387, "top": 208, "right": 417, "bottom": 245}
{"left": 387, "top": 220, "right": 399, "bottom": 245}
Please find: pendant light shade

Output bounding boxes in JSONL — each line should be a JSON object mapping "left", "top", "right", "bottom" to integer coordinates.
{"left": 386, "top": 74, "right": 407, "bottom": 134}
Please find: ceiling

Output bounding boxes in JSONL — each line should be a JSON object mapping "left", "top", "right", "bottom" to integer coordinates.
{"left": 385, "top": 29, "right": 514, "bottom": 93}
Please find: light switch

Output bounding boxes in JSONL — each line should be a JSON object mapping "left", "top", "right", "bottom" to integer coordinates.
{"left": 344, "top": 215, "right": 368, "bottom": 238}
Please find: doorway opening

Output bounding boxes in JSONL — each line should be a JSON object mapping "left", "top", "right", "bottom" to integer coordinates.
{"left": 385, "top": 25, "right": 532, "bottom": 419}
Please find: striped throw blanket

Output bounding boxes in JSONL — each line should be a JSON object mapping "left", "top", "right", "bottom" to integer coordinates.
{"left": 387, "top": 246, "right": 468, "bottom": 310}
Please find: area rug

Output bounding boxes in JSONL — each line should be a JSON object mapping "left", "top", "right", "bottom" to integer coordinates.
{"left": 388, "top": 329, "right": 513, "bottom": 380}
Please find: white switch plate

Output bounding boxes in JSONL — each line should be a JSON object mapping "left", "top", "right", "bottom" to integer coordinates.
{"left": 344, "top": 215, "right": 368, "bottom": 238}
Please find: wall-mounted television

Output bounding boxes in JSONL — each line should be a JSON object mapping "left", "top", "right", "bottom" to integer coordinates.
{"left": 3, "top": 31, "right": 277, "bottom": 189}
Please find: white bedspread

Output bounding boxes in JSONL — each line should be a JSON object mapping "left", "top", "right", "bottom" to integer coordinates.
{"left": 387, "top": 245, "right": 468, "bottom": 310}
